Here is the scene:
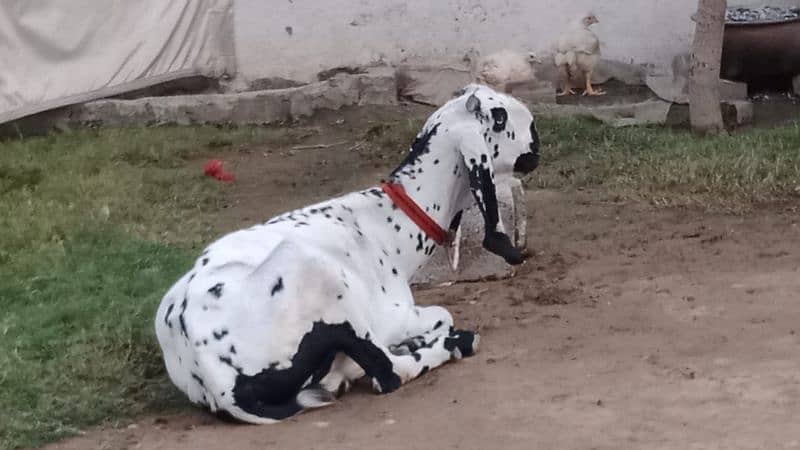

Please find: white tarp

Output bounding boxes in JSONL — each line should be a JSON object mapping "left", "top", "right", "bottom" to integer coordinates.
{"left": 0, "top": 0, "right": 235, "bottom": 124}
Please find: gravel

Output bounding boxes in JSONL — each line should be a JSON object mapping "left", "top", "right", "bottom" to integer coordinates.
{"left": 726, "top": 6, "right": 800, "bottom": 23}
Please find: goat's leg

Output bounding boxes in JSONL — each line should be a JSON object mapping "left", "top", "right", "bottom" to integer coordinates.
{"left": 318, "top": 353, "right": 365, "bottom": 396}
{"left": 333, "top": 316, "right": 477, "bottom": 394}
{"left": 371, "top": 327, "right": 480, "bottom": 393}
{"left": 374, "top": 302, "right": 477, "bottom": 393}
{"left": 320, "top": 306, "right": 456, "bottom": 395}
{"left": 401, "top": 305, "right": 454, "bottom": 338}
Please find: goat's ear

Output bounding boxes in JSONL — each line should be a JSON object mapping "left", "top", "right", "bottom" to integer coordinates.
{"left": 465, "top": 93, "right": 481, "bottom": 113}
{"left": 457, "top": 131, "right": 523, "bottom": 265}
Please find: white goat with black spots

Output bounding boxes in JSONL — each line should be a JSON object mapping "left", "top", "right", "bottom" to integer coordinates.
{"left": 154, "top": 84, "right": 540, "bottom": 424}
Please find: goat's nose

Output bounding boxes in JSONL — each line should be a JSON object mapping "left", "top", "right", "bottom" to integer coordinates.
{"left": 513, "top": 152, "right": 539, "bottom": 174}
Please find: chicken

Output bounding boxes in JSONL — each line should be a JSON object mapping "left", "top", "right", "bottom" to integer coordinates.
{"left": 553, "top": 13, "right": 604, "bottom": 96}
{"left": 464, "top": 48, "right": 541, "bottom": 94}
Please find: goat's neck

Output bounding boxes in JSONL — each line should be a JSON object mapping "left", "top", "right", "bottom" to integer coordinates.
{"left": 380, "top": 143, "right": 471, "bottom": 277}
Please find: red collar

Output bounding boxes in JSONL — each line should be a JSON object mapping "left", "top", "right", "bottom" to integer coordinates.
{"left": 381, "top": 182, "right": 451, "bottom": 246}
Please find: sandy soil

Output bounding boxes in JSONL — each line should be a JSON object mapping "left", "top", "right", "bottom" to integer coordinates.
{"left": 43, "top": 107, "right": 800, "bottom": 450}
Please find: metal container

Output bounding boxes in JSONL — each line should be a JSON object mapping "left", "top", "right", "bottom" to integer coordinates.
{"left": 721, "top": 17, "right": 800, "bottom": 81}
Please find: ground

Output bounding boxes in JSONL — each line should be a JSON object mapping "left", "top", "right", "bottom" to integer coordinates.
{"left": 41, "top": 191, "right": 800, "bottom": 450}
{"left": 31, "top": 106, "right": 800, "bottom": 450}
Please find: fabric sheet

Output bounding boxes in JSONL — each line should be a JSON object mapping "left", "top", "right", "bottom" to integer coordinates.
{"left": 0, "top": 0, "right": 235, "bottom": 124}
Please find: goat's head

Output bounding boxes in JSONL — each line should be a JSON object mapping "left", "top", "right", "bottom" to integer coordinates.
{"left": 454, "top": 84, "right": 539, "bottom": 264}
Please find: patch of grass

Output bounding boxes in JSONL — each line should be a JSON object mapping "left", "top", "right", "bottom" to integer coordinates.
{"left": 358, "top": 118, "right": 424, "bottom": 162}
{"left": 0, "top": 126, "right": 276, "bottom": 450}
{"left": 0, "top": 126, "right": 289, "bottom": 255}
{"left": 529, "top": 117, "right": 800, "bottom": 209}
{"left": 0, "top": 231, "right": 191, "bottom": 449}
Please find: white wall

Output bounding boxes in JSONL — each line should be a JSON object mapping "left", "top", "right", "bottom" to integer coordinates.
{"left": 234, "top": 0, "right": 699, "bottom": 83}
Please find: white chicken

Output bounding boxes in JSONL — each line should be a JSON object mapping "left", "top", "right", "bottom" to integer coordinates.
{"left": 553, "top": 13, "right": 604, "bottom": 96}
{"left": 464, "top": 48, "right": 541, "bottom": 94}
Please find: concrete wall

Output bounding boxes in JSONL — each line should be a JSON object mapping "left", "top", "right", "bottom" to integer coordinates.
{"left": 234, "top": 0, "right": 700, "bottom": 83}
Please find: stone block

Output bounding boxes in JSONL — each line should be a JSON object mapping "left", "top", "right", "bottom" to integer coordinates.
{"left": 665, "top": 100, "right": 754, "bottom": 128}
{"left": 510, "top": 81, "right": 558, "bottom": 105}
{"left": 396, "top": 64, "right": 473, "bottom": 106}
{"left": 66, "top": 69, "right": 397, "bottom": 127}
{"left": 647, "top": 75, "right": 748, "bottom": 105}
{"left": 355, "top": 67, "right": 398, "bottom": 106}
{"left": 530, "top": 99, "right": 672, "bottom": 128}
{"left": 532, "top": 56, "right": 647, "bottom": 90}
{"left": 720, "top": 79, "right": 749, "bottom": 102}
{"left": 722, "top": 100, "right": 754, "bottom": 127}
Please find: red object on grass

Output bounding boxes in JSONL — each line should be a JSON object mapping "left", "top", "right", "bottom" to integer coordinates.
{"left": 204, "top": 159, "right": 235, "bottom": 182}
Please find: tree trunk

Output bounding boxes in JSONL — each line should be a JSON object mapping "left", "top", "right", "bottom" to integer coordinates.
{"left": 689, "top": 0, "right": 727, "bottom": 133}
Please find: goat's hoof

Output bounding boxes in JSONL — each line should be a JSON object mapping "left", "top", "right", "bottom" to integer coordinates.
{"left": 445, "top": 329, "right": 479, "bottom": 358}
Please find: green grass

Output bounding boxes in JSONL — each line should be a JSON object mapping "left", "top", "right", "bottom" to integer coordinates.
{"left": 530, "top": 117, "right": 800, "bottom": 209}
{"left": 0, "top": 231, "right": 191, "bottom": 448}
{"left": 0, "top": 126, "right": 283, "bottom": 450}
{"left": 2, "top": 115, "right": 800, "bottom": 449}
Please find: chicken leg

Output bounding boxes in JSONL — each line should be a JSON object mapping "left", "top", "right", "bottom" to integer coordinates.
{"left": 557, "top": 83, "right": 576, "bottom": 96}
{"left": 556, "top": 65, "right": 576, "bottom": 96}
{"left": 582, "top": 70, "right": 605, "bottom": 96}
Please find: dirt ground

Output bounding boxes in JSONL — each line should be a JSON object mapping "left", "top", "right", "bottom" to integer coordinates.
{"left": 44, "top": 107, "right": 800, "bottom": 450}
